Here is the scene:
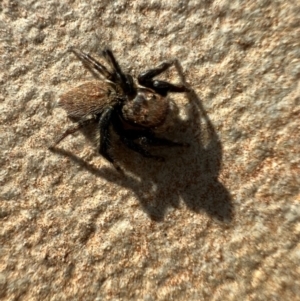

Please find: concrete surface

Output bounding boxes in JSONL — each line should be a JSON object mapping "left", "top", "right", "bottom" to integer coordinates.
{"left": 0, "top": 0, "right": 299, "bottom": 300}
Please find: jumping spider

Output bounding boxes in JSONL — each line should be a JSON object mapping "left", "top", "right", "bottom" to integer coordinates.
{"left": 50, "top": 47, "right": 190, "bottom": 168}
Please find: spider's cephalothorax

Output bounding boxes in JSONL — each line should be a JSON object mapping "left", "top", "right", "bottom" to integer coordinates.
{"left": 50, "top": 47, "right": 190, "bottom": 167}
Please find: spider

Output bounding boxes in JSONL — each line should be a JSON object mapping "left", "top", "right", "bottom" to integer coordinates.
{"left": 50, "top": 47, "right": 190, "bottom": 168}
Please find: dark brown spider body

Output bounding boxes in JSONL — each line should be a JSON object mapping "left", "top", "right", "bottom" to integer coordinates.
{"left": 50, "top": 47, "right": 189, "bottom": 167}
{"left": 122, "top": 88, "right": 169, "bottom": 128}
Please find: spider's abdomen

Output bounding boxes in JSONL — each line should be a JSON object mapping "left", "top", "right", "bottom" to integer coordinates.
{"left": 122, "top": 89, "right": 169, "bottom": 128}
{"left": 58, "top": 81, "right": 118, "bottom": 119}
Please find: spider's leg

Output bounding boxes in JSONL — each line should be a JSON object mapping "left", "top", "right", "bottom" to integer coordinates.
{"left": 139, "top": 61, "right": 174, "bottom": 80}
{"left": 102, "top": 48, "right": 124, "bottom": 77}
{"left": 138, "top": 61, "right": 189, "bottom": 96}
{"left": 139, "top": 135, "right": 190, "bottom": 147}
{"left": 49, "top": 117, "right": 95, "bottom": 149}
{"left": 121, "top": 130, "right": 189, "bottom": 147}
{"left": 112, "top": 118, "right": 164, "bottom": 161}
{"left": 102, "top": 48, "right": 136, "bottom": 96}
{"left": 122, "top": 137, "right": 165, "bottom": 161}
{"left": 98, "top": 106, "right": 116, "bottom": 164}
{"left": 70, "top": 47, "right": 112, "bottom": 80}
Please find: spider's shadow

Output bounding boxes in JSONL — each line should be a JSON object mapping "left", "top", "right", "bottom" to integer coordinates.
{"left": 52, "top": 62, "right": 233, "bottom": 222}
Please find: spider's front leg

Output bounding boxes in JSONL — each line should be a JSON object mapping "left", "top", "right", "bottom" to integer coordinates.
{"left": 138, "top": 60, "right": 190, "bottom": 96}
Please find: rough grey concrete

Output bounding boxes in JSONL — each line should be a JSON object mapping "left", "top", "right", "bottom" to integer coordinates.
{"left": 0, "top": 0, "right": 299, "bottom": 300}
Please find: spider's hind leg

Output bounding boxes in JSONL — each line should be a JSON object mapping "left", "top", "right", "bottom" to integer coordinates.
{"left": 49, "top": 117, "right": 95, "bottom": 149}
{"left": 70, "top": 47, "right": 112, "bottom": 80}
{"left": 101, "top": 48, "right": 123, "bottom": 77}
{"left": 102, "top": 48, "right": 136, "bottom": 96}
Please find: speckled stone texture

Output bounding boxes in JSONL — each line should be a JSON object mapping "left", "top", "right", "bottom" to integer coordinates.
{"left": 0, "top": 0, "right": 299, "bottom": 300}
